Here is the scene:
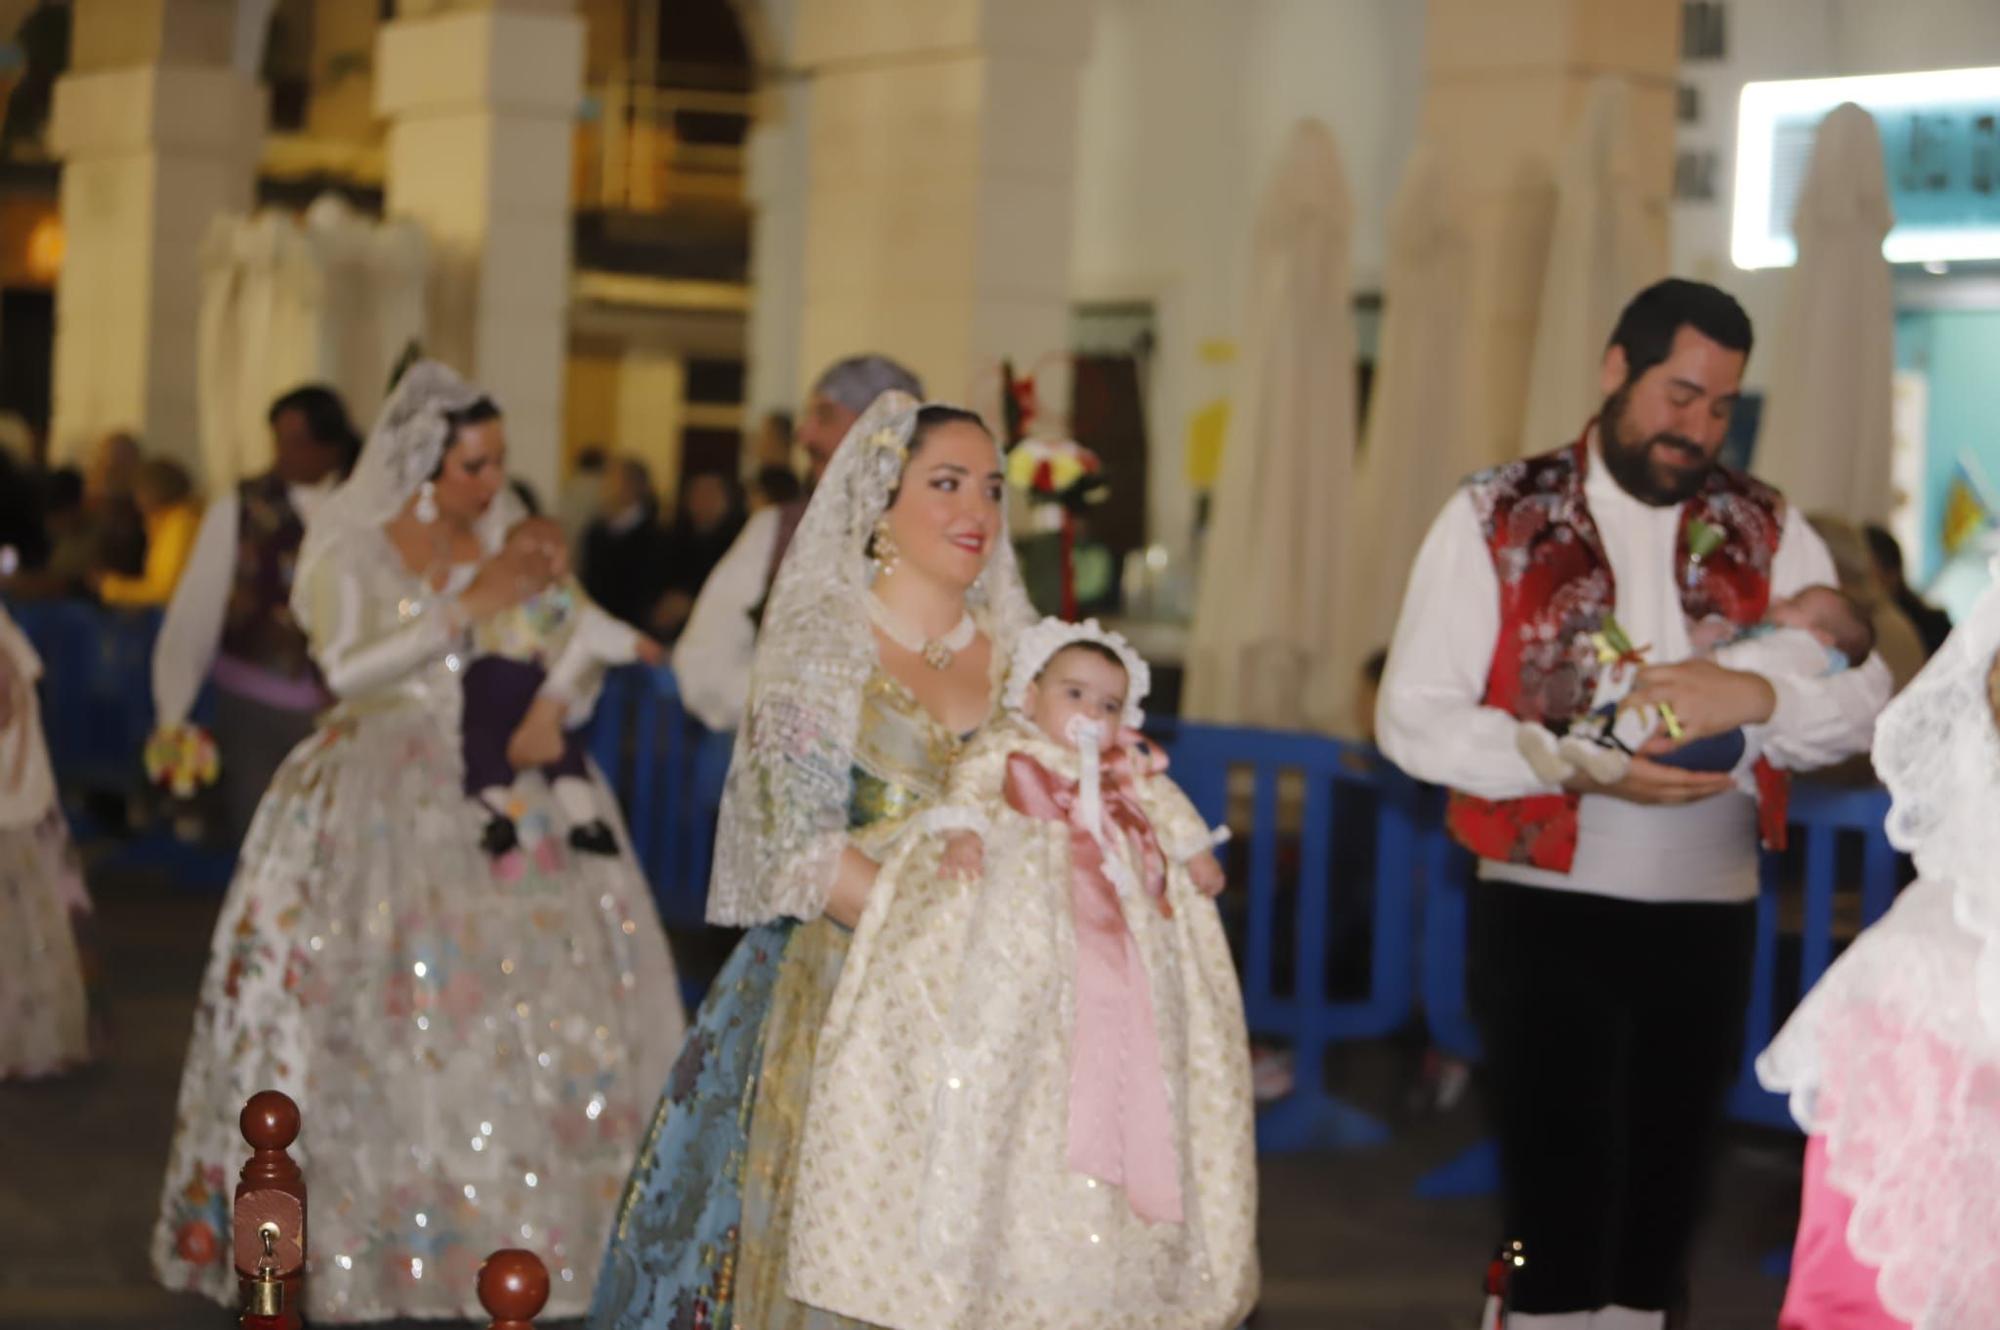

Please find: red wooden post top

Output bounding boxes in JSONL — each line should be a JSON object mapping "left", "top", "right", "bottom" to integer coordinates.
{"left": 478, "top": 1249, "right": 550, "bottom": 1329}
{"left": 235, "top": 1090, "right": 307, "bottom": 1330}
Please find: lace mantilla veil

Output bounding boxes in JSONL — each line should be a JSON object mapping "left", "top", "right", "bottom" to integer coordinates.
{"left": 1756, "top": 559, "right": 2000, "bottom": 1327}
{"left": 705, "top": 391, "right": 1037, "bottom": 926}
{"left": 291, "top": 359, "right": 522, "bottom": 624}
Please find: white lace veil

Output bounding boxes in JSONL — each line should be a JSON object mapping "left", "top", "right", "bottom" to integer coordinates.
{"left": 291, "top": 359, "right": 517, "bottom": 620}
{"left": 1868, "top": 558, "right": 2000, "bottom": 1034}
{"left": 705, "top": 391, "right": 1037, "bottom": 926}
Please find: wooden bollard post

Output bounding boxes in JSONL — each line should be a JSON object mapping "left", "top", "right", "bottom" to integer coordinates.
{"left": 478, "top": 1249, "right": 550, "bottom": 1330}
{"left": 234, "top": 1090, "right": 306, "bottom": 1330}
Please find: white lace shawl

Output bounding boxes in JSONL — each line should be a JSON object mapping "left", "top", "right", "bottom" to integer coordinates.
{"left": 705, "top": 392, "right": 1037, "bottom": 927}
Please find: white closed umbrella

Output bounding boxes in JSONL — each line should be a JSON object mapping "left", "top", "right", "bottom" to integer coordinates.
{"left": 1336, "top": 144, "right": 1476, "bottom": 728}
{"left": 1519, "top": 76, "right": 1663, "bottom": 455}
{"left": 197, "top": 198, "right": 429, "bottom": 487}
{"left": 1185, "top": 118, "right": 1356, "bottom": 732}
{"left": 1754, "top": 102, "right": 1896, "bottom": 524}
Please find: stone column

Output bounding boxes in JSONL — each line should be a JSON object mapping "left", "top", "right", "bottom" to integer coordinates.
{"left": 790, "top": 0, "right": 1092, "bottom": 408}
{"left": 375, "top": 0, "right": 583, "bottom": 503}
{"left": 1420, "top": 0, "right": 1679, "bottom": 465}
{"left": 48, "top": 0, "right": 264, "bottom": 472}
{"left": 742, "top": 76, "right": 812, "bottom": 452}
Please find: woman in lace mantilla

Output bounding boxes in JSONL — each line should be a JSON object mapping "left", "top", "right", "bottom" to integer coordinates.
{"left": 588, "top": 394, "right": 1036, "bottom": 1330}
{"left": 150, "top": 362, "right": 683, "bottom": 1321}
{"left": 1759, "top": 562, "right": 2000, "bottom": 1329}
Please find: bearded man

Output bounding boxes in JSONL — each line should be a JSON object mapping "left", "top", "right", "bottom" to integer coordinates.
{"left": 1377, "top": 279, "right": 1891, "bottom": 1329}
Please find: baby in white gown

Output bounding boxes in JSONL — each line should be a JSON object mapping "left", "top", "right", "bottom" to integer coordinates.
{"left": 786, "top": 618, "right": 1259, "bottom": 1330}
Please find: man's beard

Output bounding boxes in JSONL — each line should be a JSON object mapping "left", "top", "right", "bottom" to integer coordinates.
{"left": 1596, "top": 384, "right": 1713, "bottom": 507}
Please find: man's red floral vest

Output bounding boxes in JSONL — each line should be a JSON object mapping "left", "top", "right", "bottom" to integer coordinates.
{"left": 1445, "top": 435, "right": 1792, "bottom": 872}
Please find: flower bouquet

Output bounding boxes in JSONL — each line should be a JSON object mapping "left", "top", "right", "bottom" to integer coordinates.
{"left": 996, "top": 358, "right": 1109, "bottom": 619}
{"left": 144, "top": 722, "right": 220, "bottom": 800}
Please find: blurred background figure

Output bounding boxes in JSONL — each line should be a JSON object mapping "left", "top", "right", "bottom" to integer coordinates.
{"left": 0, "top": 434, "right": 46, "bottom": 577}
{"left": 747, "top": 462, "right": 802, "bottom": 516}
{"left": 756, "top": 410, "right": 794, "bottom": 469}
{"left": 151, "top": 384, "right": 360, "bottom": 847}
{"left": 1864, "top": 522, "right": 1953, "bottom": 658}
{"left": 1808, "top": 512, "right": 1927, "bottom": 693}
{"left": 82, "top": 430, "right": 146, "bottom": 583}
{"left": 559, "top": 444, "right": 608, "bottom": 554}
{"left": 1, "top": 468, "right": 86, "bottom": 599}
{"left": 581, "top": 455, "right": 669, "bottom": 633}
{"left": 95, "top": 459, "right": 198, "bottom": 609}
{"left": 652, "top": 470, "right": 745, "bottom": 641}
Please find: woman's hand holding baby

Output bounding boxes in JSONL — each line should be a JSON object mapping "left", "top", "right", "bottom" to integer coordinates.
{"left": 942, "top": 831, "right": 985, "bottom": 882}
{"left": 1189, "top": 850, "right": 1226, "bottom": 898}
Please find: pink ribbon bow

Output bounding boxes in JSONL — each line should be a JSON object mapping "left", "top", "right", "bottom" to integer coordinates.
{"left": 1004, "top": 743, "right": 1183, "bottom": 1224}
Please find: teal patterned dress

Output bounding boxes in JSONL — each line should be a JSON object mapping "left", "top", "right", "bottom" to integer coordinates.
{"left": 589, "top": 669, "right": 972, "bottom": 1330}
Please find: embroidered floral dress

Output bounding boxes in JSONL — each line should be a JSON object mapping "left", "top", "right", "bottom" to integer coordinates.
{"left": 787, "top": 717, "right": 1259, "bottom": 1330}
{"left": 150, "top": 525, "right": 684, "bottom": 1322}
{"left": 589, "top": 667, "right": 975, "bottom": 1330}
{"left": 0, "top": 606, "right": 93, "bottom": 1080}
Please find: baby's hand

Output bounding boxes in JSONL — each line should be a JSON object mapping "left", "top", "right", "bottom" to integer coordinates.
{"left": 1189, "top": 850, "right": 1226, "bottom": 898}
{"left": 941, "top": 831, "right": 985, "bottom": 881}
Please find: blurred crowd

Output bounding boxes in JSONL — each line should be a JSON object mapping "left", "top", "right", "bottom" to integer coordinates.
{"left": 0, "top": 400, "right": 792, "bottom": 644}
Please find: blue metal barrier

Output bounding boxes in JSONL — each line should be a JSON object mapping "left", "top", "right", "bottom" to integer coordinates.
{"left": 1729, "top": 782, "right": 1900, "bottom": 1128}
{"left": 9, "top": 600, "right": 165, "bottom": 793}
{"left": 1163, "top": 723, "right": 1417, "bottom": 1153}
{"left": 588, "top": 664, "right": 731, "bottom": 931}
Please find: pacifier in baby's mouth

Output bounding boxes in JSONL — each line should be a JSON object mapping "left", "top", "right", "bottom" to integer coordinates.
{"left": 1066, "top": 715, "right": 1108, "bottom": 842}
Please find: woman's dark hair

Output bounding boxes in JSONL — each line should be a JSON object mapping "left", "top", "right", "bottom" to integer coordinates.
{"left": 907, "top": 405, "right": 988, "bottom": 458}
{"left": 429, "top": 396, "right": 503, "bottom": 478}
{"left": 1037, "top": 640, "right": 1128, "bottom": 680}
{"left": 269, "top": 383, "right": 363, "bottom": 477}
{"left": 1605, "top": 278, "right": 1754, "bottom": 386}
{"left": 510, "top": 478, "right": 542, "bottom": 516}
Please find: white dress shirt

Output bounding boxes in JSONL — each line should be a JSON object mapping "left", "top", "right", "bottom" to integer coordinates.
{"left": 151, "top": 479, "right": 336, "bottom": 729}
{"left": 672, "top": 505, "right": 780, "bottom": 732}
{"left": 1377, "top": 445, "right": 1892, "bottom": 903}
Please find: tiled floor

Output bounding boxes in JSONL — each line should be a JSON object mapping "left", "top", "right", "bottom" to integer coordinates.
{"left": 0, "top": 870, "right": 1797, "bottom": 1329}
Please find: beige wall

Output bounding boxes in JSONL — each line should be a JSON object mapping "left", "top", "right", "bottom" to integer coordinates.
{"left": 1420, "top": 0, "right": 1678, "bottom": 468}
{"left": 790, "top": 0, "right": 1088, "bottom": 410}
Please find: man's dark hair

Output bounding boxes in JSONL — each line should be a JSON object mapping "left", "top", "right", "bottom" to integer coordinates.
{"left": 575, "top": 445, "right": 608, "bottom": 474}
{"left": 269, "top": 384, "right": 363, "bottom": 476}
{"left": 1606, "top": 279, "right": 1754, "bottom": 385}
{"left": 1863, "top": 523, "right": 1904, "bottom": 581}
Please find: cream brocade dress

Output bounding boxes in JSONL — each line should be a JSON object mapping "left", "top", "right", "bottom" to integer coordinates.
{"left": 787, "top": 718, "right": 1260, "bottom": 1330}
